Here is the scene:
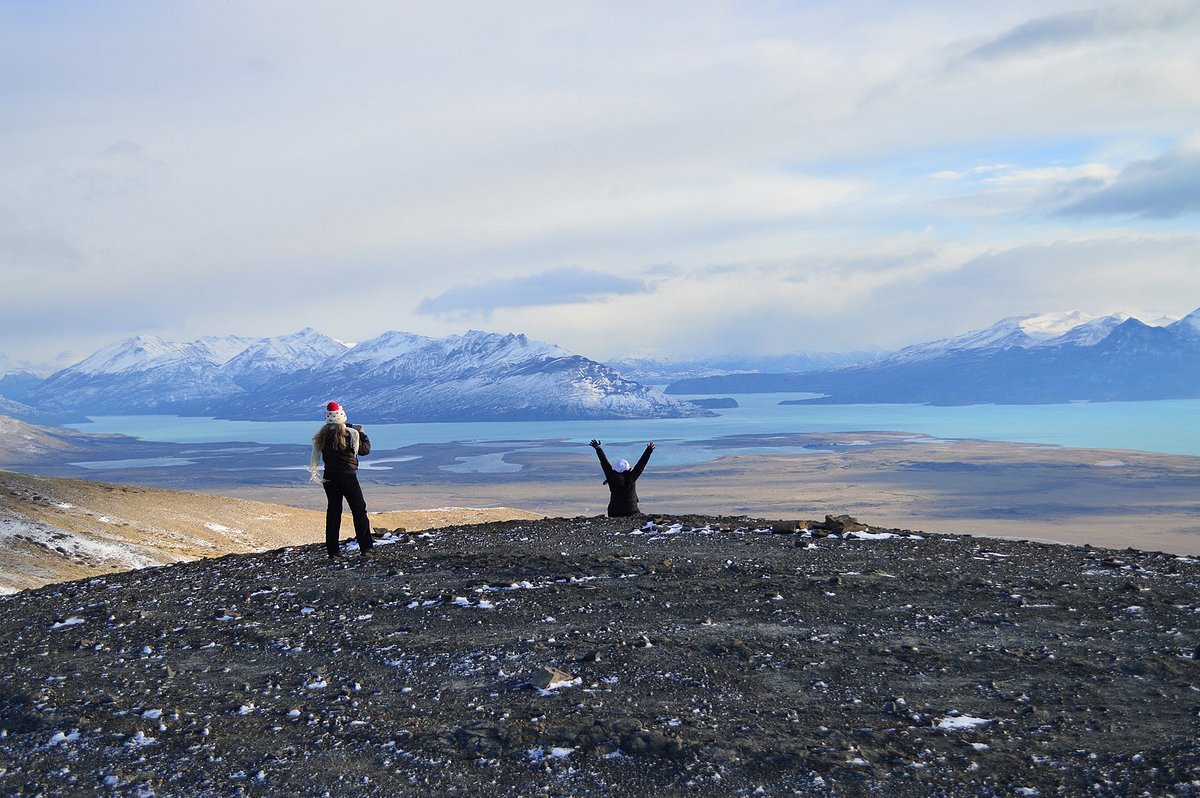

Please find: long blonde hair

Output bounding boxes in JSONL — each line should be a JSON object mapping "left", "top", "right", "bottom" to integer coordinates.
{"left": 313, "top": 422, "right": 350, "bottom": 451}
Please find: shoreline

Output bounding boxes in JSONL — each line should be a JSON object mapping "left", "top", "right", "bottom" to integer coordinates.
{"left": 7, "top": 427, "right": 1200, "bottom": 556}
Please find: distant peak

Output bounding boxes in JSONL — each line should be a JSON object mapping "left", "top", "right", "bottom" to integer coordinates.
{"left": 1017, "top": 311, "right": 1106, "bottom": 341}
{"left": 1175, "top": 307, "right": 1200, "bottom": 329}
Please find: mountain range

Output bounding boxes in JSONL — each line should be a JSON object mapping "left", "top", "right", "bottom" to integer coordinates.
{"left": 6, "top": 309, "right": 1200, "bottom": 424}
{"left": 666, "top": 309, "right": 1200, "bottom": 404}
{"left": 14, "top": 328, "right": 713, "bottom": 423}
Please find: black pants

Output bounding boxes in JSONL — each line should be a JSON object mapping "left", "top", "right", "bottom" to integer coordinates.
{"left": 322, "top": 472, "right": 373, "bottom": 556}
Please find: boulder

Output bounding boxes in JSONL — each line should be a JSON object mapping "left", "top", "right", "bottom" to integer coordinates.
{"left": 530, "top": 666, "right": 576, "bottom": 689}
{"left": 813, "top": 514, "right": 869, "bottom": 534}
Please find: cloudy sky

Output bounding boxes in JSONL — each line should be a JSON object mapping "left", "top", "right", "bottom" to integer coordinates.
{"left": 3, "top": 1, "right": 1199, "bottom": 370}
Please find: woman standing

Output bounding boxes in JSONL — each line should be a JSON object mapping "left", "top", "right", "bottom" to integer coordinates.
{"left": 590, "top": 439, "right": 655, "bottom": 517}
{"left": 309, "top": 401, "right": 373, "bottom": 558}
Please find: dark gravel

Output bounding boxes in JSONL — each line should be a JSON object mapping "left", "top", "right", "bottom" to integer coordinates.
{"left": 1, "top": 515, "right": 1199, "bottom": 797}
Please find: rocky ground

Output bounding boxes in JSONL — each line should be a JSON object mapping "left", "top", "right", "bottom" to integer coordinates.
{"left": 2, "top": 515, "right": 1199, "bottom": 796}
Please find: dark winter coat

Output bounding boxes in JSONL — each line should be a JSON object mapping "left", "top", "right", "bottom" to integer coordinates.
{"left": 595, "top": 444, "right": 653, "bottom": 517}
{"left": 321, "top": 425, "right": 371, "bottom": 475}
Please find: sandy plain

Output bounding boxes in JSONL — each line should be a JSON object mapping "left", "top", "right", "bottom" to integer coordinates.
{"left": 215, "top": 432, "right": 1200, "bottom": 556}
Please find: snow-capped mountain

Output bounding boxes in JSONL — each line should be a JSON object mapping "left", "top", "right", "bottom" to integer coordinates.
{"left": 888, "top": 311, "right": 1129, "bottom": 362}
{"left": 332, "top": 330, "right": 433, "bottom": 366}
{"left": 25, "top": 334, "right": 254, "bottom": 413}
{"left": 19, "top": 329, "right": 712, "bottom": 422}
{"left": 0, "top": 369, "right": 46, "bottom": 402}
{"left": 69, "top": 334, "right": 254, "bottom": 375}
{"left": 666, "top": 309, "right": 1200, "bottom": 405}
{"left": 0, "top": 357, "right": 80, "bottom": 424}
{"left": 1040, "top": 313, "right": 1132, "bottom": 348}
{"left": 1168, "top": 308, "right": 1200, "bottom": 342}
{"left": 215, "top": 330, "right": 708, "bottom": 422}
{"left": 221, "top": 328, "right": 350, "bottom": 388}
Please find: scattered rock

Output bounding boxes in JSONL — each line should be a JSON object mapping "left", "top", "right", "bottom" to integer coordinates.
{"left": 0, "top": 514, "right": 1196, "bottom": 797}
{"left": 530, "top": 666, "right": 575, "bottom": 690}
{"left": 812, "top": 514, "right": 870, "bottom": 534}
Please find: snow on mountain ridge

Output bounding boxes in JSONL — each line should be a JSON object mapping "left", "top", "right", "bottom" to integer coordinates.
{"left": 332, "top": 331, "right": 570, "bottom": 378}
{"left": 1018, "top": 311, "right": 1104, "bottom": 341}
{"left": 438, "top": 331, "right": 569, "bottom": 370}
{"left": 73, "top": 335, "right": 253, "bottom": 375}
{"left": 223, "top": 328, "right": 349, "bottom": 378}
{"left": 1169, "top": 308, "right": 1200, "bottom": 337}
{"left": 194, "top": 336, "right": 256, "bottom": 366}
{"left": 334, "top": 331, "right": 434, "bottom": 365}
{"left": 890, "top": 316, "right": 1037, "bottom": 362}
{"left": 23, "top": 327, "right": 712, "bottom": 422}
{"left": 1038, "top": 314, "right": 1131, "bottom": 348}
{"left": 72, "top": 335, "right": 172, "bottom": 375}
{"left": 891, "top": 311, "right": 1163, "bottom": 363}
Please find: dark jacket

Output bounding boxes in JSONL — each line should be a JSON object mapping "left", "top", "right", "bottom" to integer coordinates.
{"left": 595, "top": 444, "right": 653, "bottom": 517}
{"left": 322, "top": 426, "right": 371, "bottom": 475}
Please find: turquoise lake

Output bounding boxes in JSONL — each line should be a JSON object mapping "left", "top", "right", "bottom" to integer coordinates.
{"left": 67, "top": 394, "right": 1200, "bottom": 465}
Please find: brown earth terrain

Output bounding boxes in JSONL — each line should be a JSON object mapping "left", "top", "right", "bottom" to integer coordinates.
{"left": 0, "top": 469, "right": 539, "bottom": 594}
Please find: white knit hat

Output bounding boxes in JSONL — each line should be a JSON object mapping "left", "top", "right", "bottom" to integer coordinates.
{"left": 324, "top": 401, "right": 347, "bottom": 425}
{"left": 613, "top": 459, "right": 631, "bottom": 473}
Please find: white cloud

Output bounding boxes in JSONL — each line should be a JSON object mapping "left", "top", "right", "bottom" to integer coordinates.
{"left": 2, "top": 1, "right": 1199, "bottom": 366}
{"left": 419, "top": 268, "right": 649, "bottom": 315}
{"left": 1055, "top": 144, "right": 1200, "bottom": 218}
{"left": 964, "top": 1, "right": 1200, "bottom": 62}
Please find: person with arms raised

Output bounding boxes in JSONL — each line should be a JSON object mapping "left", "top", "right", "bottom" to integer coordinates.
{"left": 590, "top": 439, "right": 655, "bottom": 517}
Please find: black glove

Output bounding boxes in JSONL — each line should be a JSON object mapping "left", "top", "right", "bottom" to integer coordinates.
{"left": 589, "top": 439, "right": 601, "bottom": 449}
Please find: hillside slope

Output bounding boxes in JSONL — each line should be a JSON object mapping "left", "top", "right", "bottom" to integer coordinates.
{"left": 0, "top": 470, "right": 540, "bottom": 593}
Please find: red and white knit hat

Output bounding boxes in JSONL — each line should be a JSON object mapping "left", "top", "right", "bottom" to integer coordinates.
{"left": 324, "top": 401, "right": 347, "bottom": 425}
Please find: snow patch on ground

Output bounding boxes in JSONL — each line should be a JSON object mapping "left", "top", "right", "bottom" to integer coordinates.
{"left": 844, "top": 529, "right": 913, "bottom": 541}
{"left": 528, "top": 745, "right": 576, "bottom": 762}
{"left": 50, "top": 616, "right": 85, "bottom": 629}
{"left": 343, "top": 532, "right": 409, "bottom": 552}
{"left": 631, "top": 519, "right": 925, "bottom": 543}
{"left": 936, "top": 715, "right": 994, "bottom": 731}
{"left": 535, "top": 677, "right": 582, "bottom": 695}
{"left": 0, "top": 515, "right": 161, "bottom": 572}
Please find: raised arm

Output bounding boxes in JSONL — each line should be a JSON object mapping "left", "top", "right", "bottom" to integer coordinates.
{"left": 629, "top": 441, "right": 655, "bottom": 479}
{"left": 590, "top": 439, "right": 615, "bottom": 481}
